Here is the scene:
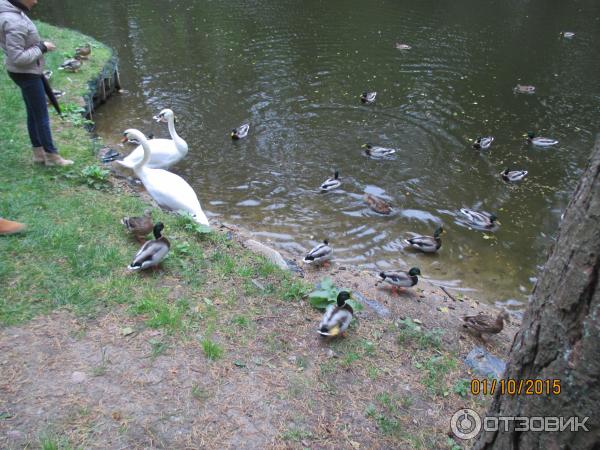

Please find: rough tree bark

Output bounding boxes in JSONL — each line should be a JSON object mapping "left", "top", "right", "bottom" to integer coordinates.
{"left": 473, "top": 137, "right": 600, "bottom": 449}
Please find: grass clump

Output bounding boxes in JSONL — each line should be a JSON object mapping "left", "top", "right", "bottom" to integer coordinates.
{"left": 396, "top": 317, "right": 443, "bottom": 349}
{"left": 202, "top": 338, "right": 224, "bottom": 360}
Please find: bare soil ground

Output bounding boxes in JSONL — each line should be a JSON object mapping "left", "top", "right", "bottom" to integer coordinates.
{"left": 0, "top": 223, "right": 518, "bottom": 450}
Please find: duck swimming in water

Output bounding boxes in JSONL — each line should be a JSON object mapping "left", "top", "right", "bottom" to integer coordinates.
{"left": 472, "top": 136, "right": 494, "bottom": 150}
{"left": 362, "top": 143, "right": 396, "bottom": 158}
{"left": 459, "top": 208, "right": 498, "bottom": 229}
{"left": 360, "top": 91, "right": 377, "bottom": 104}
{"left": 319, "top": 170, "right": 341, "bottom": 192}
{"left": 231, "top": 123, "right": 250, "bottom": 139}
{"left": 404, "top": 226, "right": 444, "bottom": 253}
{"left": 501, "top": 168, "right": 528, "bottom": 182}
{"left": 525, "top": 131, "right": 558, "bottom": 147}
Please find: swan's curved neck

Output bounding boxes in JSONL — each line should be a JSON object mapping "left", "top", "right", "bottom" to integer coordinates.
{"left": 132, "top": 132, "right": 151, "bottom": 171}
{"left": 166, "top": 116, "right": 186, "bottom": 154}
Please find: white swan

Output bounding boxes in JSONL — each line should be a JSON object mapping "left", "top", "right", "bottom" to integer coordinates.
{"left": 122, "top": 129, "right": 209, "bottom": 226}
{"left": 118, "top": 109, "right": 188, "bottom": 169}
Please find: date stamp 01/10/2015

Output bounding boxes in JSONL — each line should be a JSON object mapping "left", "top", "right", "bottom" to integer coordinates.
{"left": 470, "top": 378, "right": 562, "bottom": 396}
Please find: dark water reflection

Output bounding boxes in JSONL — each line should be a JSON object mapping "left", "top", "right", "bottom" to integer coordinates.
{"left": 36, "top": 0, "right": 600, "bottom": 305}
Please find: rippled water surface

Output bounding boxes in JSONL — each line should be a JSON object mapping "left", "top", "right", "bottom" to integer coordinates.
{"left": 37, "top": 0, "right": 600, "bottom": 305}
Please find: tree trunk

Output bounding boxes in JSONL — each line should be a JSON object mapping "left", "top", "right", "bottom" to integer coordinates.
{"left": 474, "top": 137, "right": 600, "bottom": 450}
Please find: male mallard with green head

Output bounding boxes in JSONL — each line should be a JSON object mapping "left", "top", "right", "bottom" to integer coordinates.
{"left": 127, "top": 222, "right": 170, "bottom": 271}
{"left": 377, "top": 267, "right": 421, "bottom": 294}
{"left": 318, "top": 291, "right": 354, "bottom": 337}
{"left": 303, "top": 240, "right": 333, "bottom": 266}
{"left": 404, "top": 227, "right": 444, "bottom": 253}
{"left": 525, "top": 131, "right": 558, "bottom": 147}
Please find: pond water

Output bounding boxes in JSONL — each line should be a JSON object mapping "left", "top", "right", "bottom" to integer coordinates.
{"left": 36, "top": 0, "right": 600, "bottom": 306}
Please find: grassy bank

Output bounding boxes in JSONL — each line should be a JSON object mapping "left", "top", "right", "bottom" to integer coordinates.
{"left": 0, "top": 22, "right": 512, "bottom": 450}
{"left": 0, "top": 22, "right": 302, "bottom": 326}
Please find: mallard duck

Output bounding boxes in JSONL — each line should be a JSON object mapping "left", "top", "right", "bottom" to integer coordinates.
{"left": 459, "top": 208, "right": 498, "bottom": 229}
{"left": 318, "top": 291, "right": 354, "bottom": 337}
{"left": 377, "top": 267, "right": 421, "bottom": 293}
{"left": 75, "top": 43, "right": 91, "bottom": 59}
{"left": 231, "top": 123, "right": 250, "bottom": 139}
{"left": 472, "top": 136, "right": 494, "bottom": 150}
{"left": 513, "top": 84, "right": 536, "bottom": 94}
{"left": 119, "top": 129, "right": 210, "bottom": 225}
{"left": 59, "top": 57, "right": 82, "bottom": 72}
{"left": 395, "top": 43, "right": 412, "bottom": 50}
{"left": 559, "top": 31, "right": 575, "bottom": 39}
{"left": 319, "top": 170, "right": 341, "bottom": 192}
{"left": 463, "top": 311, "right": 509, "bottom": 338}
{"left": 303, "top": 240, "right": 333, "bottom": 266}
{"left": 121, "top": 209, "right": 153, "bottom": 242}
{"left": 525, "top": 131, "right": 558, "bottom": 147}
{"left": 362, "top": 143, "right": 396, "bottom": 158}
{"left": 364, "top": 193, "right": 392, "bottom": 215}
{"left": 127, "top": 222, "right": 170, "bottom": 271}
{"left": 404, "top": 227, "right": 444, "bottom": 253}
{"left": 119, "top": 109, "right": 188, "bottom": 170}
{"left": 501, "top": 168, "right": 528, "bottom": 182}
{"left": 360, "top": 91, "right": 377, "bottom": 104}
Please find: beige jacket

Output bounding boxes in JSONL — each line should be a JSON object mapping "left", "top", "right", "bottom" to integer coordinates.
{"left": 0, "top": 0, "right": 45, "bottom": 74}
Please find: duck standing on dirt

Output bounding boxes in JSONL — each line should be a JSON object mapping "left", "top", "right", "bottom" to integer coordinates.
{"left": 462, "top": 311, "right": 508, "bottom": 339}
{"left": 377, "top": 268, "right": 421, "bottom": 294}
{"left": 303, "top": 240, "right": 333, "bottom": 266}
{"left": 318, "top": 291, "right": 354, "bottom": 337}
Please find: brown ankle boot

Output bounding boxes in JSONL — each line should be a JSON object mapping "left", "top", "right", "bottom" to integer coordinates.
{"left": 32, "top": 147, "right": 46, "bottom": 164}
{"left": 0, "top": 218, "right": 26, "bottom": 235}
{"left": 45, "top": 152, "right": 74, "bottom": 166}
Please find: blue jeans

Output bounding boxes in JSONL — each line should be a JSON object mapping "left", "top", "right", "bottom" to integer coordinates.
{"left": 8, "top": 72, "right": 58, "bottom": 154}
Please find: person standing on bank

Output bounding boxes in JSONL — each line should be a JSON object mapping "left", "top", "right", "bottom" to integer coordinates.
{"left": 0, "top": 0, "right": 73, "bottom": 166}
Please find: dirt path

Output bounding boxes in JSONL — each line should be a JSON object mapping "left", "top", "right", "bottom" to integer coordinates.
{"left": 0, "top": 226, "right": 518, "bottom": 449}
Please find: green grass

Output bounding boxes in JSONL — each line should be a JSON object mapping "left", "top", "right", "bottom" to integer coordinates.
{"left": 396, "top": 317, "right": 443, "bottom": 350}
{"left": 0, "top": 22, "right": 296, "bottom": 329}
{"left": 201, "top": 338, "right": 224, "bottom": 360}
{"left": 415, "top": 355, "right": 458, "bottom": 397}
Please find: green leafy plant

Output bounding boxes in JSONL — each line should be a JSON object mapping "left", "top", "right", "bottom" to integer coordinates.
{"left": 81, "top": 165, "right": 109, "bottom": 189}
{"left": 60, "top": 102, "right": 94, "bottom": 127}
{"left": 452, "top": 378, "right": 471, "bottom": 397}
{"left": 307, "top": 277, "right": 363, "bottom": 311}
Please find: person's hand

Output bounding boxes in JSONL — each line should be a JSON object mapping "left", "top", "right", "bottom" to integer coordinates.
{"left": 43, "top": 41, "right": 56, "bottom": 51}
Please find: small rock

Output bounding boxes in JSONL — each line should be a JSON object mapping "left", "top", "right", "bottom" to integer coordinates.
{"left": 327, "top": 349, "right": 336, "bottom": 358}
{"left": 339, "top": 266, "right": 347, "bottom": 270}
{"left": 465, "top": 347, "right": 506, "bottom": 379}
{"left": 71, "top": 371, "right": 87, "bottom": 384}
{"left": 251, "top": 279, "right": 265, "bottom": 291}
